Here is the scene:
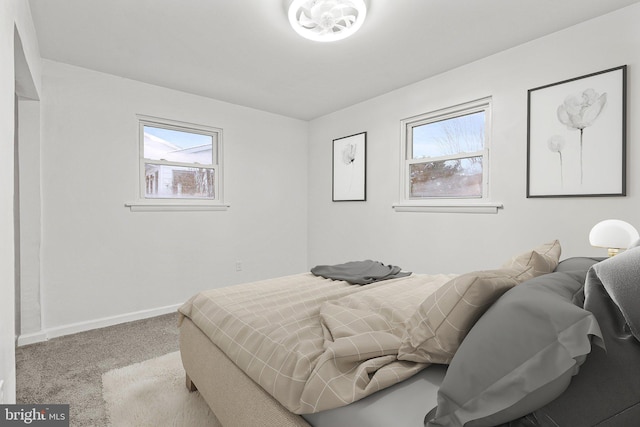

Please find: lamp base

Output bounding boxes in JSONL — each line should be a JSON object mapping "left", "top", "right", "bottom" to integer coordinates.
{"left": 608, "top": 248, "right": 621, "bottom": 257}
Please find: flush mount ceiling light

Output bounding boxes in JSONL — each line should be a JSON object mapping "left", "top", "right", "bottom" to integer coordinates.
{"left": 288, "top": 0, "right": 367, "bottom": 42}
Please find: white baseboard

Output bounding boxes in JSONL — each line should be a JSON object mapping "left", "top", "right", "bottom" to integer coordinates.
{"left": 16, "top": 331, "right": 48, "bottom": 347}
{"left": 17, "top": 303, "right": 183, "bottom": 347}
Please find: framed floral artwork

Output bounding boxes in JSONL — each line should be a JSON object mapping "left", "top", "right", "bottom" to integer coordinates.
{"left": 527, "top": 65, "right": 626, "bottom": 197}
{"left": 333, "top": 132, "right": 366, "bottom": 201}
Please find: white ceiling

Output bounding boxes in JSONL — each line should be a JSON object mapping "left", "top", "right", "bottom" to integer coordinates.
{"left": 28, "top": 0, "right": 640, "bottom": 120}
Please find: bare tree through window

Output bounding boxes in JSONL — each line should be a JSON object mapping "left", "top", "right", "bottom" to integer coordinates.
{"left": 409, "top": 111, "right": 485, "bottom": 198}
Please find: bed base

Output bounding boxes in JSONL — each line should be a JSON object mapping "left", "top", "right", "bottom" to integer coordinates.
{"left": 179, "top": 317, "right": 311, "bottom": 427}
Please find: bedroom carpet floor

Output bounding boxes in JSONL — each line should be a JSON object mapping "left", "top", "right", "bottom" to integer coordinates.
{"left": 15, "top": 313, "right": 181, "bottom": 427}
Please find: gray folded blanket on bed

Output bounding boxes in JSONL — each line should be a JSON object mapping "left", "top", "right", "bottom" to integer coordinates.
{"left": 311, "top": 260, "right": 411, "bottom": 285}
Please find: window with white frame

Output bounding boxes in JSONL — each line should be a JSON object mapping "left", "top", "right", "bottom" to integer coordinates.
{"left": 137, "top": 115, "right": 223, "bottom": 204}
{"left": 398, "top": 97, "right": 497, "bottom": 211}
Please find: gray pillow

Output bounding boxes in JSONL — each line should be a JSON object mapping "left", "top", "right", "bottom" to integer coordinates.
{"left": 425, "top": 270, "right": 603, "bottom": 427}
{"left": 554, "top": 256, "right": 603, "bottom": 273}
{"left": 591, "top": 246, "right": 640, "bottom": 341}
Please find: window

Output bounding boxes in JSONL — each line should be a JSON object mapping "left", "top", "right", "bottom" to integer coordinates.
{"left": 396, "top": 97, "right": 501, "bottom": 213}
{"left": 127, "top": 115, "right": 225, "bottom": 211}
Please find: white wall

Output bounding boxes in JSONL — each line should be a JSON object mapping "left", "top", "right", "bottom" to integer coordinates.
{"left": 1, "top": 0, "right": 41, "bottom": 404}
{"left": 307, "top": 4, "right": 640, "bottom": 274}
{"left": 39, "top": 60, "right": 308, "bottom": 332}
{"left": 18, "top": 99, "right": 42, "bottom": 338}
{"left": 16, "top": 0, "right": 640, "bottom": 349}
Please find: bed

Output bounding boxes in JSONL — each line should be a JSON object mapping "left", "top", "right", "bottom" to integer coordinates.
{"left": 178, "top": 241, "right": 640, "bottom": 426}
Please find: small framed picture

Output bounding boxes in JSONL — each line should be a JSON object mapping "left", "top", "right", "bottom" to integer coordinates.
{"left": 332, "top": 132, "right": 366, "bottom": 201}
{"left": 527, "top": 65, "right": 626, "bottom": 197}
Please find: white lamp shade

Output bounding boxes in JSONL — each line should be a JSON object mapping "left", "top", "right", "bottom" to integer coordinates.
{"left": 589, "top": 219, "right": 639, "bottom": 249}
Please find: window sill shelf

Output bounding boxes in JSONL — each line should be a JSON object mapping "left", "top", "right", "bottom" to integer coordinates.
{"left": 125, "top": 201, "right": 230, "bottom": 212}
{"left": 392, "top": 201, "right": 503, "bottom": 214}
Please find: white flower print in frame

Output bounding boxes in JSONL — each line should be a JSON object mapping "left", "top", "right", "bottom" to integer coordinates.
{"left": 333, "top": 132, "right": 366, "bottom": 201}
{"left": 527, "top": 65, "right": 626, "bottom": 197}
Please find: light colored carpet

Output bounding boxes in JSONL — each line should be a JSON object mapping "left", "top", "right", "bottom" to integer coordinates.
{"left": 17, "top": 313, "right": 181, "bottom": 427}
{"left": 102, "top": 351, "right": 221, "bottom": 427}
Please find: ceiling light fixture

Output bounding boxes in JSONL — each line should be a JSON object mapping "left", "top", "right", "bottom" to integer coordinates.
{"left": 288, "top": 0, "right": 367, "bottom": 42}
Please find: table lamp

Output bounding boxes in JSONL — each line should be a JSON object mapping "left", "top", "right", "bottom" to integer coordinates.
{"left": 589, "top": 219, "right": 639, "bottom": 257}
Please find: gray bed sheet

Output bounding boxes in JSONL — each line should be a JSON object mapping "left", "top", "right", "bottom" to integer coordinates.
{"left": 302, "top": 364, "right": 446, "bottom": 427}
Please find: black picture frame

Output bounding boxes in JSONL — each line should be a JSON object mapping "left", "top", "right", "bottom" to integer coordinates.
{"left": 332, "top": 132, "right": 366, "bottom": 201}
{"left": 526, "top": 65, "right": 626, "bottom": 198}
